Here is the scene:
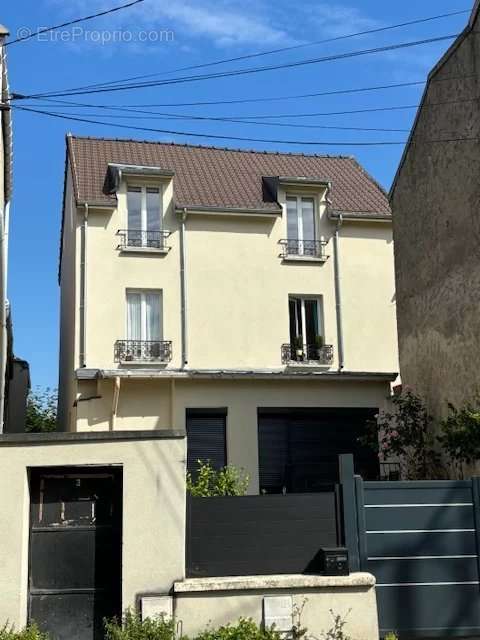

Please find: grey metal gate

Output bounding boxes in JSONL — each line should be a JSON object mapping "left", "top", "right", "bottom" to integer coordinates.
{"left": 28, "top": 467, "right": 122, "bottom": 640}
{"left": 340, "top": 455, "right": 480, "bottom": 638}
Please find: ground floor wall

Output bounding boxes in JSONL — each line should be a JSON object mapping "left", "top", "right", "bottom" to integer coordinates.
{"left": 75, "top": 377, "right": 391, "bottom": 493}
{"left": 0, "top": 432, "right": 186, "bottom": 629}
{"left": 173, "top": 575, "right": 379, "bottom": 640}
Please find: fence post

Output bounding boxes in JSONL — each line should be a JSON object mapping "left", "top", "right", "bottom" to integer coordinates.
{"left": 339, "top": 454, "right": 360, "bottom": 572}
{"left": 354, "top": 475, "right": 368, "bottom": 571}
{"left": 471, "top": 478, "right": 480, "bottom": 590}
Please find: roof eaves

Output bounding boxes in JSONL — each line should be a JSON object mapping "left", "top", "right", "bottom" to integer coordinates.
{"left": 175, "top": 204, "right": 282, "bottom": 217}
{"left": 329, "top": 210, "right": 392, "bottom": 221}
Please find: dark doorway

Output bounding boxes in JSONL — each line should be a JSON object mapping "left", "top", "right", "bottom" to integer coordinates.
{"left": 258, "top": 408, "right": 378, "bottom": 493}
{"left": 28, "top": 467, "right": 122, "bottom": 640}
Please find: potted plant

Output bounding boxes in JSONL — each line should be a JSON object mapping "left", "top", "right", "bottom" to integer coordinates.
{"left": 314, "top": 334, "right": 325, "bottom": 359}
{"left": 294, "top": 335, "right": 304, "bottom": 359}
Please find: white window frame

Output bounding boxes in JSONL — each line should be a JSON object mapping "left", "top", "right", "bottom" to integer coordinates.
{"left": 289, "top": 295, "right": 324, "bottom": 343}
{"left": 126, "top": 184, "right": 163, "bottom": 233}
{"left": 126, "top": 289, "right": 163, "bottom": 341}
{"left": 286, "top": 194, "right": 317, "bottom": 243}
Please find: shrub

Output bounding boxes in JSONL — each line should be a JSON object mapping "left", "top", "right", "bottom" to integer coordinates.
{"left": 361, "top": 389, "right": 441, "bottom": 479}
{"left": 0, "top": 623, "right": 49, "bottom": 640}
{"left": 438, "top": 403, "right": 480, "bottom": 476}
{"left": 186, "top": 460, "right": 249, "bottom": 497}
{"left": 103, "top": 610, "right": 181, "bottom": 640}
{"left": 194, "top": 618, "right": 281, "bottom": 640}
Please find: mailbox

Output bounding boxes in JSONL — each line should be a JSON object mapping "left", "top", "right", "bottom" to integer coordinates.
{"left": 320, "top": 547, "right": 349, "bottom": 576}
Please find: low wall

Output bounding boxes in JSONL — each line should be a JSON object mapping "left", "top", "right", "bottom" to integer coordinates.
{"left": 172, "top": 574, "right": 379, "bottom": 640}
{"left": 0, "top": 430, "right": 186, "bottom": 628}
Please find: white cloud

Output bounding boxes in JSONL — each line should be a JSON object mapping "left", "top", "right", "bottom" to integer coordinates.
{"left": 311, "top": 4, "right": 383, "bottom": 38}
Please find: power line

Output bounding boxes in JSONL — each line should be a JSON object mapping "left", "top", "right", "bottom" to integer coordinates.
{"left": 4, "top": 0, "right": 145, "bottom": 47}
{"left": 13, "top": 103, "right": 480, "bottom": 148}
{"left": 12, "top": 104, "right": 407, "bottom": 146}
{"left": 16, "top": 33, "right": 459, "bottom": 100}
{"left": 16, "top": 72, "right": 477, "bottom": 110}
{"left": 28, "top": 9, "right": 469, "bottom": 95}
{"left": 14, "top": 106, "right": 411, "bottom": 132}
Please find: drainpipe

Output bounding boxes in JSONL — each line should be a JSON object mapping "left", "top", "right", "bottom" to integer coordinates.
{"left": 0, "top": 200, "right": 8, "bottom": 432}
{"left": 111, "top": 376, "right": 120, "bottom": 431}
{"left": 333, "top": 213, "right": 345, "bottom": 371}
{"left": 180, "top": 208, "right": 188, "bottom": 367}
{"left": 79, "top": 204, "right": 88, "bottom": 368}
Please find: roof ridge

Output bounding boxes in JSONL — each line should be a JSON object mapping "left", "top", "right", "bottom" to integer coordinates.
{"left": 69, "top": 134, "right": 356, "bottom": 161}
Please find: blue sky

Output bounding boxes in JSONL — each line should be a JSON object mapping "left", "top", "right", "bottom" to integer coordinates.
{"left": 1, "top": 0, "right": 470, "bottom": 389}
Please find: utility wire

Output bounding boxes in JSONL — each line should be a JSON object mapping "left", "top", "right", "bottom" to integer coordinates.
{"left": 16, "top": 33, "right": 459, "bottom": 100}
{"left": 13, "top": 103, "right": 480, "bottom": 148}
{"left": 16, "top": 72, "right": 477, "bottom": 110}
{"left": 11, "top": 104, "right": 408, "bottom": 146}
{"left": 30, "top": 9, "right": 469, "bottom": 95}
{"left": 4, "top": 0, "right": 145, "bottom": 47}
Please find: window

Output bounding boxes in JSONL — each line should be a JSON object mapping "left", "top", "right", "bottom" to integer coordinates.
{"left": 286, "top": 196, "right": 316, "bottom": 256}
{"left": 126, "top": 185, "right": 162, "bottom": 247}
{"left": 289, "top": 296, "right": 323, "bottom": 360}
{"left": 126, "top": 291, "right": 162, "bottom": 341}
{"left": 186, "top": 409, "right": 227, "bottom": 478}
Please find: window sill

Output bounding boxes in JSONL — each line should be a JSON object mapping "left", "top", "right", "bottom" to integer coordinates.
{"left": 281, "top": 255, "right": 328, "bottom": 264}
{"left": 119, "top": 246, "right": 170, "bottom": 255}
{"left": 285, "top": 361, "right": 333, "bottom": 369}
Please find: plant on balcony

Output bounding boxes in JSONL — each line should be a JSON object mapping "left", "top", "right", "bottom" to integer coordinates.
{"left": 293, "top": 336, "right": 304, "bottom": 358}
{"left": 438, "top": 403, "right": 480, "bottom": 478}
{"left": 187, "top": 460, "right": 249, "bottom": 497}
{"left": 314, "top": 334, "right": 325, "bottom": 358}
{"left": 360, "top": 389, "right": 442, "bottom": 480}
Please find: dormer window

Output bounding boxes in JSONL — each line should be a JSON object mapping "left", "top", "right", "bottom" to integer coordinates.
{"left": 126, "top": 185, "right": 163, "bottom": 249}
{"left": 280, "top": 195, "right": 327, "bottom": 261}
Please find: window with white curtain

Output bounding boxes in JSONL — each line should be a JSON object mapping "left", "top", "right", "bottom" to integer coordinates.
{"left": 286, "top": 196, "right": 316, "bottom": 241}
{"left": 126, "top": 291, "right": 162, "bottom": 341}
{"left": 127, "top": 185, "right": 162, "bottom": 247}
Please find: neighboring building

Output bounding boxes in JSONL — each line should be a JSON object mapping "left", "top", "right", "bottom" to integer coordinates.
{"left": 58, "top": 135, "right": 398, "bottom": 492}
{"left": 390, "top": 1, "right": 480, "bottom": 423}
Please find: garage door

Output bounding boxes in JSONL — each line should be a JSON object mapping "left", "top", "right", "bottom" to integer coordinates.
{"left": 258, "top": 408, "right": 378, "bottom": 493}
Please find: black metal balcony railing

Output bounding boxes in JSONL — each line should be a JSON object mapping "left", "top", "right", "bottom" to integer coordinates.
{"left": 117, "top": 229, "right": 171, "bottom": 250}
{"left": 114, "top": 340, "right": 172, "bottom": 363}
{"left": 281, "top": 343, "right": 334, "bottom": 365}
{"left": 279, "top": 239, "right": 328, "bottom": 260}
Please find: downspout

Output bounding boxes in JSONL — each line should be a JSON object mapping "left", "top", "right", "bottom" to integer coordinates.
{"left": 180, "top": 208, "right": 188, "bottom": 367}
{"left": 333, "top": 212, "right": 345, "bottom": 371}
{"left": 79, "top": 204, "right": 88, "bottom": 367}
{"left": 110, "top": 376, "right": 120, "bottom": 431}
{"left": 0, "top": 200, "right": 7, "bottom": 432}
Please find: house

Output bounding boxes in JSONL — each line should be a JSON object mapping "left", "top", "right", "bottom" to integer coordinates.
{"left": 390, "top": 0, "right": 480, "bottom": 424}
{"left": 58, "top": 135, "right": 399, "bottom": 492}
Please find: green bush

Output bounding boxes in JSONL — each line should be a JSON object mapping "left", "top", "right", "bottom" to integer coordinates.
{"left": 104, "top": 610, "right": 181, "bottom": 640}
{"left": 193, "top": 618, "right": 281, "bottom": 640}
{"left": 186, "top": 460, "right": 249, "bottom": 497}
{"left": 104, "top": 613, "right": 280, "bottom": 640}
{"left": 0, "top": 623, "right": 49, "bottom": 640}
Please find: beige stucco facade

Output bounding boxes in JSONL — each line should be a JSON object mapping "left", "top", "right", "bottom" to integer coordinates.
{"left": 58, "top": 143, "right": 399, "bottom": 490}
{"left": 0, "top": 432, "right": 186, "bottom": 629}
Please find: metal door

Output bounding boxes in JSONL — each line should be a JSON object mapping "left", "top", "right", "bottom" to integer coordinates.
{"left": 28, "top": 467, "right": 122, "bottom": 640}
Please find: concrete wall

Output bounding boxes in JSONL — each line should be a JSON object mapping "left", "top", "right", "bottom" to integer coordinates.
{"left": 0, "top": 432, "right": 186, "bottom": 628}
{"left": 391, "top": 13, "right": 480, "bottom": 422}
{"left": 173, "top": 575, "right": 379, "bottom": 640}
{"left": 75, "top": 377, "right": 391, "bottom": 493}
{"left": 60, "top": 172, "right": 398, "bottom": 377}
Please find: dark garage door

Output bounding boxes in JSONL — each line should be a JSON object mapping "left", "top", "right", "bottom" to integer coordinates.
{"left": 258, "top": 408, "right": 378, "bottom": 493}
{"left": 28, "top": 468, "right": 122, "bottom": 640}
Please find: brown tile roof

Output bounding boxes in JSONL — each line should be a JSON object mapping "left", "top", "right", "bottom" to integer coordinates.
{"left": 67, "top": 135, "right": 391, "bottom": 216}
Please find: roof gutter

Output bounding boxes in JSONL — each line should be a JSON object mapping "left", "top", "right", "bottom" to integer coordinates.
{"left": 76, "top": 368, "right": 398, "bottom": 383}
{"left": 175, "top": 205, "right": 281, "bottom": 218}
{"left": 329, "top": 211, "right": 391, "bottom": 222}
